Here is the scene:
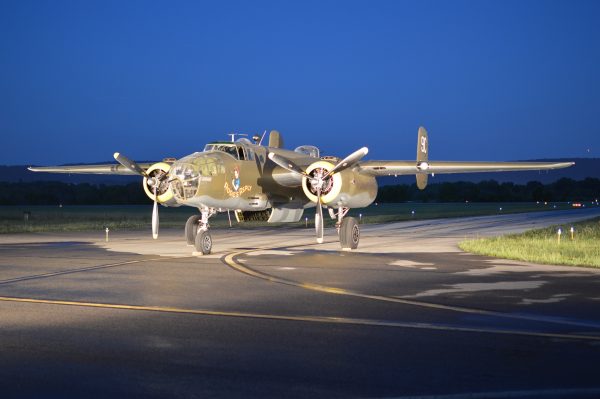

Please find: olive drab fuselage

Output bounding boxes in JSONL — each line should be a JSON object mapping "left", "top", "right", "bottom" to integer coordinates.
{"left": 161, "top": 140, "right": 377, "bottom": 212}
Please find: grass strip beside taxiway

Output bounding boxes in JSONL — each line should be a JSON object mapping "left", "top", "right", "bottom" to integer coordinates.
{"left": 459, "top": 217, "right": 600, "bottom": 268}
{"left": 0, "top": 202, "right": 585, "bottom": 234}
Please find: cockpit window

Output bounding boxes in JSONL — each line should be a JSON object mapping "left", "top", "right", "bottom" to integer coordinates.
{"left": 294, "top": 145, "right": 320, "bottom": 158}
{"left": 204, "top": 142, "right": 254, "bottom": 161}
{"left": 204, "top": 143, "right": 240, "bottom": 159}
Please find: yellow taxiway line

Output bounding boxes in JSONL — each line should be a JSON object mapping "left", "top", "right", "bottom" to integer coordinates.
{"left": 1, "top": 295, "right": 599, "bottom": 341}
{"left": 222, "top": 251, "right": 600, "bottom": 331}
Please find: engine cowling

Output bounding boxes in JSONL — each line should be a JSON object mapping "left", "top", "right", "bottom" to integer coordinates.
{"left": 301, "top": 161, "right": 342, "bottom": 204}
{"left": 301, "top": 160, "right": 378, "bottom": 208}
{"left": 142, "top": 162, "right": 177, "bottom": 206}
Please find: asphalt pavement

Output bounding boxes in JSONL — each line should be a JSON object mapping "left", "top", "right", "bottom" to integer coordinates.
{"left": 1, "top": 208, "right": 600, "bottom": 398}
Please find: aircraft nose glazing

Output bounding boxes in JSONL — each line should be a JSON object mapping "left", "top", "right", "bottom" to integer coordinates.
{"left": 169, "top": 162, "right": 201, "bottom": 201}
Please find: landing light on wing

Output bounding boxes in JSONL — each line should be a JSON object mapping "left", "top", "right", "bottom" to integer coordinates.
{"left": 417, "top": 161, "right": 430, "bottom": 171}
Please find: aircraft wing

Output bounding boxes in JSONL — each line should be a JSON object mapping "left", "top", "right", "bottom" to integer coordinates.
{"left": 358, "top": 160, "right": 575, "bottom": 176}
{"left": 28, "top": 163, "right": 155, "bottom": 175}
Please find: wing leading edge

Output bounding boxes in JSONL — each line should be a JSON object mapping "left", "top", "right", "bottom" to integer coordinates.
{"left": 28, "top": 163, "right": 156, "bottom": 175}
{"left": 358, "top": 160, "right": 574, "bottom": 177}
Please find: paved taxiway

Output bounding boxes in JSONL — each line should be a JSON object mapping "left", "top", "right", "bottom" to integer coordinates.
{"left": 1, "top": 208, "right": 600, "bottom": 398}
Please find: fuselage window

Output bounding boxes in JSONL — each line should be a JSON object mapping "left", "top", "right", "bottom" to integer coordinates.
{"left": 237, "top": 146, "right": 245, "bottom": 160}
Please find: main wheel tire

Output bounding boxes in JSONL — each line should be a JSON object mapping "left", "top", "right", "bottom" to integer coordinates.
{"left": 195, "top": 230, "right": 212, "bottom": 255}
{"left": 185, "top": 215, "right": 201, "bottom": 245}
{"left": 339, "top": 217, "right": 359, "bottom": 250}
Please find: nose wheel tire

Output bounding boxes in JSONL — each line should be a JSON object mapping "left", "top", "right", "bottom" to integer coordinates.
{"left": 185, "top": 215, "right": 201, "bottom": 245}
{"left": 339, "top": 217, "right": 359, "bottom": 250}
{"left": 195, "top": 230, "right": 212, "bottom": 255}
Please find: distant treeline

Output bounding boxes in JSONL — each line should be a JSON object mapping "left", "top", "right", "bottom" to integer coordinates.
{"left": 376, "top": 178, "right": 600, "bottom": 203}
{"left": 0, "top": 178, "right": 598, "bottom": 205}
{"left": 0, "top": 182, "right": 148, "bottom": 205}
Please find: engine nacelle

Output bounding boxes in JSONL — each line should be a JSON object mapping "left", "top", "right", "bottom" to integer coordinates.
{"left": 143, "top": 162, "right": 178, "bottom": 206}
{"left": 301, "top": 160, "right": 377, "bottom": 208}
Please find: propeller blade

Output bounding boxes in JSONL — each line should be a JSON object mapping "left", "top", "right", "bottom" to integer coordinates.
{"left": 267, "top": 152, "right": 308, "bottom": 176}
{"left": 113, "top": 152, "right": 148, "bottom": 177}
{"left": 315, "top": 188, "right": 324, "bottom": 244}
{"left": 152, "top": 186, "right": 159, "bottom": 239}
{"left": 325, "top": 147, "right": 369, "bottom": 178}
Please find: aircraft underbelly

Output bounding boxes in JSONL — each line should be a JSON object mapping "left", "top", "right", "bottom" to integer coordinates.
{"left": 181, "top": 195, "right": 270, "bottom": 211}
{"left": 328, "top": 190, "right": 376, "bottom": 208}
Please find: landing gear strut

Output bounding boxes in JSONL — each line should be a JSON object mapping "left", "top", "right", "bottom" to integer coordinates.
{"left": 331, "top": 206, "right": 360, "bottom": 250}
{"left": 186, "top": 208, "right": 216, "bottom": 255}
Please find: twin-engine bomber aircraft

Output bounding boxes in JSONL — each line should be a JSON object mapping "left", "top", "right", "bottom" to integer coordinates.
{"left": 29, "top": 128, "right": 573, "bottom": 254}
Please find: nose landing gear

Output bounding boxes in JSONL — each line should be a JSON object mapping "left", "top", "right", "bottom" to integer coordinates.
{"left": 195, "top": 230, "right": 212, "bottom": 255}
{"left": 185, "top": 208, "right": 216, "bottom": 255}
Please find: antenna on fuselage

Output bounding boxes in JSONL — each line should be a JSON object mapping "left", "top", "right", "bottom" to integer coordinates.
{"left": 257, "top": 130, "right": 267, "bottom": 146}
{"left": 227, "top": 133, "right": 248, "bottom": 142}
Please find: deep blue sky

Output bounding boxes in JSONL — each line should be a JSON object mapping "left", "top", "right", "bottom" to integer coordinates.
{"left": 1, "top": 0, "right": 599, "bottom": 165}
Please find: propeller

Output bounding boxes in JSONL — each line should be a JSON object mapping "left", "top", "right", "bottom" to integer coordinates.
{"left": 267, "top": 147, "right": 369, "bottom": 180}
{"left": 315, "top": 186, "right": 324, "bottom": 243}
{"left": 322, "top": 147, "right": 368, "bottom": 178}
{"left": 114, "top": 152, "right": 161, "bottom": 239}
{"left": 267, "top": 147, "right": 369, "bottom": 244}
{"left": 151, "top": 184, "right": 159, "bottom": 240}
{"left": 267, "top": 152, "right": 308, "bottom": 176}
{"left": 113, "top": 152, "right": 148, "bottom": 177}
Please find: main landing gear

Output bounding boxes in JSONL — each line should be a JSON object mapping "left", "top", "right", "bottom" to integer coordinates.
{"left": 185, "top": 208, "right": 216, "bottom": 255}
{"left": 329, "top": 207, "right": 360, "bottom": 250}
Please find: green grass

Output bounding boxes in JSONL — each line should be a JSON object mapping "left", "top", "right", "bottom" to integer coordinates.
{"left": 0, "top": 205, "right": 202, "bottom": 234}
{"left": 459, "top": 217, "right": 600, "bottom": 268}
{"left": 0, "top": 201, "right": 585, "bottom": 234}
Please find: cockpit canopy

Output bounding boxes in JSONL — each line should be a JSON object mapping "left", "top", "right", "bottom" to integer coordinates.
{"left": 294, "top": 145, "right": 320, "bottom": 158}
{"left": 203, "top": 141, "right": 255, "bottom": 161}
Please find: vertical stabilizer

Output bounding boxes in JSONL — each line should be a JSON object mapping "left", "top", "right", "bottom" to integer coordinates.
{"left": 416, "top": 126, "right": 429, "bottom": 190}
{"left": 268, "top": 130, "right": 284, "bottom": 148}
